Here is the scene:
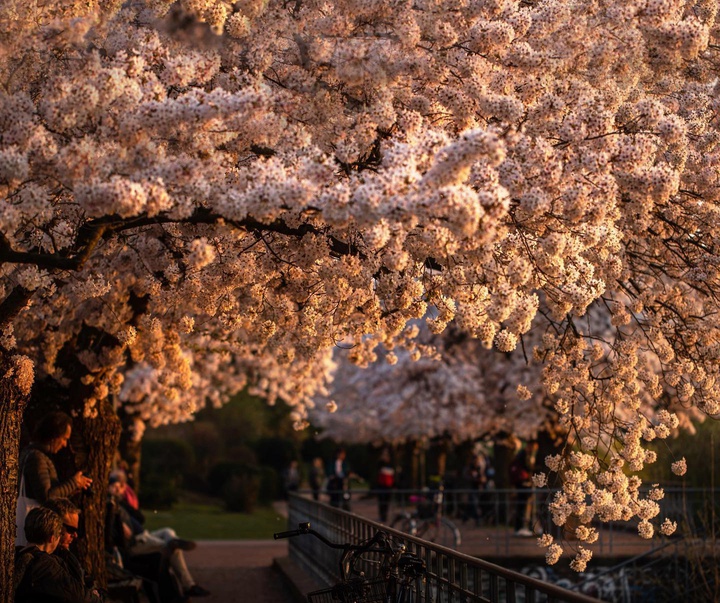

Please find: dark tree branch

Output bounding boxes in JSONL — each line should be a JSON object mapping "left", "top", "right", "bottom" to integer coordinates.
{"left": 0, "top": 285, "right": 32, "bottom": 329}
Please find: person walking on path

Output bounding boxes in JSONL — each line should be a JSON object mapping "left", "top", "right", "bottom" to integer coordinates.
{"left": 327, "top": 448, "right": 360, "bottom": 510}
{"left": 376, "top": 448, "right": 395, "bottom": 523}
{"left": 510, "top": 440, "right": 538, "bottom": 537}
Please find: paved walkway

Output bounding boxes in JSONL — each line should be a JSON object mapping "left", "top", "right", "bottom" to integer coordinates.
{"left": 186, "top": 539, "right": 296, "bottom": 603}
{"left": 180, "top": 496, "right": 663, "bottom": 602}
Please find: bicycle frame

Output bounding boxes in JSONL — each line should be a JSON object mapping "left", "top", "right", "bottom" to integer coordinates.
{"left": 392, "top": 484, "right": 462, "bottom": 548}
{"left": 275, "top": 522, "right": 427, "bottom": 603}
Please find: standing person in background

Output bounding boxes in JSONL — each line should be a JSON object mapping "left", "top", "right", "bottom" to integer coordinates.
{"left": 461, "top": 451, "right": 488, "bottom": 526}
{"left": 510, "top": 440, "right": 538, "bottom": 537}
{"left": 376, "top": 448, "right": 395, "bottom": 523}
{"left": 327, "top": 448, "right": 353, "bottom": 509}
{"left": 16, "top": 412, "right": 93, "bottom": 545}
{"left": 309, "top": 457, "right": 324, "bottom": 501}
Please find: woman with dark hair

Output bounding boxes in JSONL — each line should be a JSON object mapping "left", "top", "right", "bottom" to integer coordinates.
{"left": 16, "top": 411, "right": 93, "bottom": 545}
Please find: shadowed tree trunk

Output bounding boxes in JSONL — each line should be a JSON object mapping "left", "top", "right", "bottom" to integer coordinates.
{"left": 0, "top": 348, "right": 31, "bottom": 603}
{"left": 72, "top": 398, "right": 121, "bottom": 584}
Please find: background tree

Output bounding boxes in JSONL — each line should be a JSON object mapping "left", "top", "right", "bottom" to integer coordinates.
{"left": 1, "top": 0, "right": 720, "bottom": 585}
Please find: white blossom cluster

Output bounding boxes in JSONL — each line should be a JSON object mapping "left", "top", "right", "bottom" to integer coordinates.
{"left": 309, "top": 320, "right": 551, "bottom": 444}
{"left": 1, "top": 0, "right": 719, "bottom": 570}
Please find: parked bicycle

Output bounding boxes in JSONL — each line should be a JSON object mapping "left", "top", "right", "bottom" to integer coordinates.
{"left": 274, "top": 522, "right": 426, "bottom": 603}
{"left": 390, "top": 484, "right": 461, "bottom": 549}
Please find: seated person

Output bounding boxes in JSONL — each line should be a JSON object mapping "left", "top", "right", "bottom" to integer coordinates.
{"left": 106, "top": 479, "right": 210, "bottom": 599}
{"left": 15, "top": 507, "right": 85, "bottom": 603}
{"left": 42, "top": 498, "right": 104, "bottom": 603}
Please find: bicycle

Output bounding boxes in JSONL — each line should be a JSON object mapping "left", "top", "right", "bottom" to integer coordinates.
{"left": 274, "top": 522, "right": 427, "bottom": 603}
{"left": 390, "top": 484, "right": 461, "bottom": 549}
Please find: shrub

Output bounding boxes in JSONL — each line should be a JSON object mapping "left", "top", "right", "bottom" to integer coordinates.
{"left": 223, "top": 473, "right": 260, "bottom": 513}
{"left": 140, "top": 438, "right": 196, "bottom": 508}
{"left": 207, "top": 460, "right": 254, "bottom": 496}
{"left": 254, "top": 437, "right": 298, "bottom": 472}
{"left": 258, "top": 466, "right": 279, "bottom": 505}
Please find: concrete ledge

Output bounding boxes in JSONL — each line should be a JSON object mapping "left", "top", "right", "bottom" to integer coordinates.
{"left": 273, "top": 556, "right": 326, "bottom": 603}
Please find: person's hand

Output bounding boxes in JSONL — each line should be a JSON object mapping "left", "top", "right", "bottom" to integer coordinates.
{"left": 74, "top": 471, "right": 93, "bottom": 490}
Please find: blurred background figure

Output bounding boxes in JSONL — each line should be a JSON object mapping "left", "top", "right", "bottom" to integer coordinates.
{"left": 309, "top": 457, "right": 324, "bottom": 501}
{"left": 327, "top": 447, "right": 361, "bottom": 510}
{"left": 510, "top": 440, "right": 538, "bottom": 537}
{"left": 376, "top": 448, "right": 395, "bottom": 523}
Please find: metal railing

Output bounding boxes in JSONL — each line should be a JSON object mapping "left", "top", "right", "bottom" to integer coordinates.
{"left": 286, "top": 493, "right": 602, "bottom": 603}
{"left": 332, "top": 486, "right": 710, "bottom": 557}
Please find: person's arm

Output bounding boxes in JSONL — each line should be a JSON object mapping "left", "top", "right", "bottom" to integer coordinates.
{"left": 47, "top": 473, "right": 81, "bottom": 500}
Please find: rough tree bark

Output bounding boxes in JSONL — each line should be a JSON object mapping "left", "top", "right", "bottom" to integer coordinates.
{"left": 0, "top": 348, "right": 30, "bottom": 603}
{"left": 72, "top": 398, "right": 121, "bottom": 584}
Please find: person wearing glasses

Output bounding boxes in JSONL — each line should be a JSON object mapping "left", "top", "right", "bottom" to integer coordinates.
{"left": 14, "top": 507, "right": 85, "bottom": 603}
{"left": 42, "top": 498, "right": 105, "bottom": 603}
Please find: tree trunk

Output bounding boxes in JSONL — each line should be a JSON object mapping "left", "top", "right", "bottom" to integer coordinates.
{"left": 70, "top": 396, "right": 121, "bottom": 587}
{"left": 27, "top": 373, "right": 122, "bottom": 587}
{"left": 0, "top": 349, "right": 30, "bottom": 603}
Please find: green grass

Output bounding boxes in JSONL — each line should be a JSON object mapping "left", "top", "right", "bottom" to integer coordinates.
{"left": 142, "top": 494, "right": 289, "bottom": 540}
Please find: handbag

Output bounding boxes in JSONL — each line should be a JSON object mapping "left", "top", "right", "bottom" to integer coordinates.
{"left": 15, "top": 472, "right": 40, "bottom": 546}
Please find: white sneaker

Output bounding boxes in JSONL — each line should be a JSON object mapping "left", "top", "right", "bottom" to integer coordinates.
{"left": 515, "top": 528, "right": 533, "bottom": 537}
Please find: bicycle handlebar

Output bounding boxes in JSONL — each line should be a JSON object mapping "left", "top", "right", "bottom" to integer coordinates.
{"left": 274, "top": 522, "right": 390, "bottom": 552}
{"left": 273, "top": 522, "right": 312, "bottom": 540}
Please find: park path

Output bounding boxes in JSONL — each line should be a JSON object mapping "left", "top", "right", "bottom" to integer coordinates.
{"left": 185, "top": 539, "right": 296, "bottom": 603}
{"left": 181, "top": 495, "right": 660, "bottom": 602}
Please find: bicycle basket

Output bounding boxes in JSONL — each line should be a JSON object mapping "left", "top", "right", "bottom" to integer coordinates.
{"left": 307, "top": 577, "right": 388, "bottom": 603}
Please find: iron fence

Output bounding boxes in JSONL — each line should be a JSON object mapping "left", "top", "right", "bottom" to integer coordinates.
{"left": 286, "top": 493, "right": 602, "bottom": 603}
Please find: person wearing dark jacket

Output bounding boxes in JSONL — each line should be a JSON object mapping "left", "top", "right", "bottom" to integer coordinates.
{"left": 17, "top": 412, "right": 93, "bottom": 546}
{"left": 15, "top": 507, "right": 85, "bottom": 603}
{"left": 19, "top": 412, "right": 94, "bottom": 502}
{"left": 42, "top": 498, "right": 104, "bottom": 603}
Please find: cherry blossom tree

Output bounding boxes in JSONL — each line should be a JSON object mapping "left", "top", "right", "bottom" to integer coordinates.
{"left": 1, "top": 0, "right": 720, "bottom": 583}
{"left": 310, "top": 322, "right": 553, "bottom": 445}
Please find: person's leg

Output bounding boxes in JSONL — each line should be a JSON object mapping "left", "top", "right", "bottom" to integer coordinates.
{"left": 378, "top": 488, "right": 390, "bottom": 522}
{"left": 514, "top": 490, "right": 531, "bottom": 533}
{"left": 167, "top": 550, "right": 211, "bottom": 597}
{"left": 168, "top": 550, "right": 194, "bottom": 591}
{"left": 149, "top": 527, "right": 177, "bottom": 543}
{"left": 130, "top": 532, "right": 165, "bottom": 556}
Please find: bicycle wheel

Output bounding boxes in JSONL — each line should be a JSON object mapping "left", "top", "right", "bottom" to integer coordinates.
{"left": 390, "top": 512, "right": 415, "bottom": 535}
{"left": 417, "top": 517, "right": 461, "bottom": 548}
